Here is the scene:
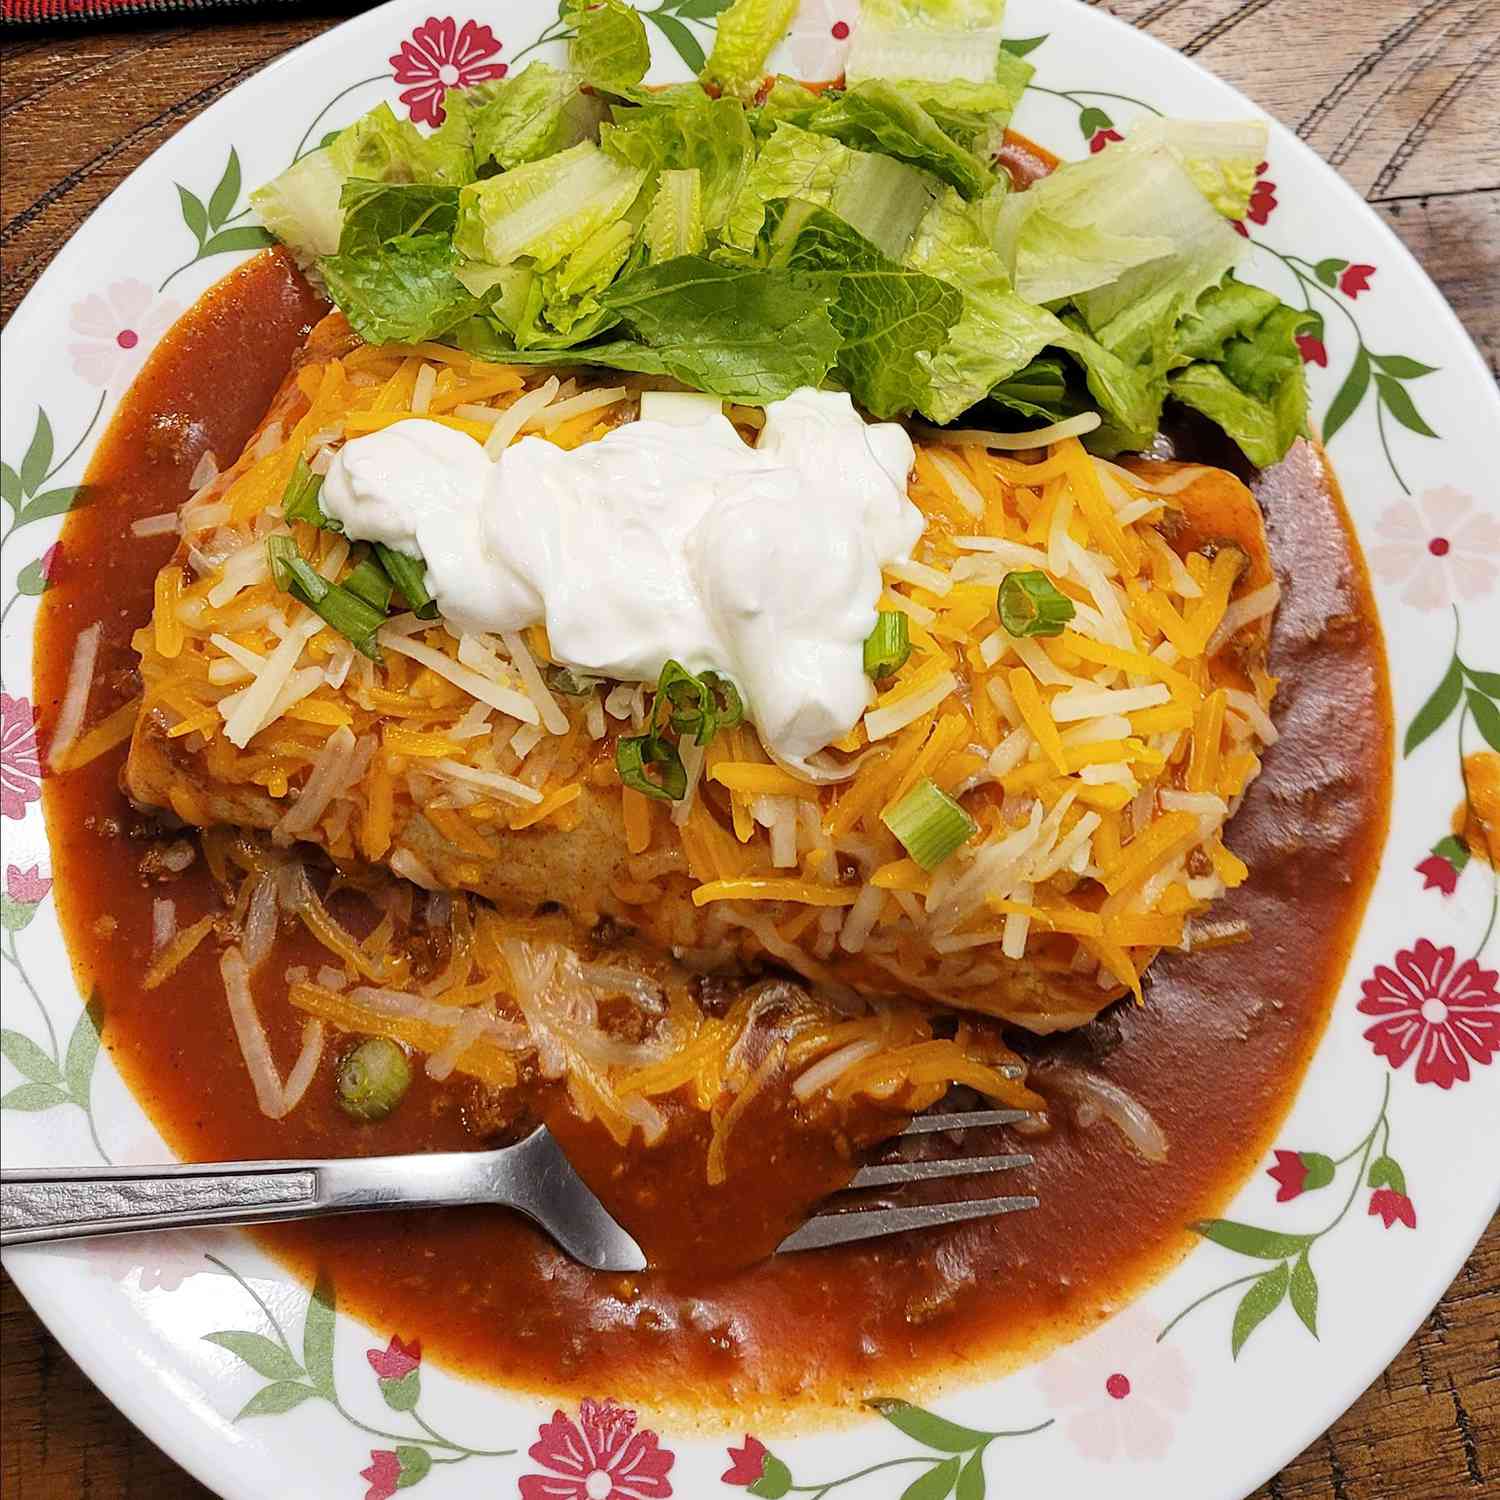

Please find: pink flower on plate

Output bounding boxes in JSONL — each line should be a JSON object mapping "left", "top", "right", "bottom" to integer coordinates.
{"left": 1369, "top": 1186, "right": 1417, "bottom": 1230}
{"left": 366, "top": 1333, "right": 421, "bottom": 1380}
{"left": 520, "top": 1398, "right": 674, "bottom": 1500}
{"left": 360, "top": 1449, "right": 402, "bottom": 1500}
{"left": 6, "top": 864, "right": 50, "bottom": 904}
{"left": 1035, "top": 1305, "right": 1192, "bottom": 1462}
{"left": 68, "top": 279, "right": 176, "bottom": 388}
{"left": 390, "top": 17, "right": 508, "bottom": 127}
{"left": 1367, "top": 486, "right": 1500, "bottom": 610}
{"left": 1, "top": 693, "right": 42, "bottom": 821}
{"left": 1358, "top": 938, "right": 1500, "bottom": 1088}
{"left": 1295, "top": 333, "right": 1328, "bottom": 366}
{"left": 1339, "top": 262, "right": 1376, "bottom": 297}
{"left": 779, "top": 0, "right": 859, "bottom": 81}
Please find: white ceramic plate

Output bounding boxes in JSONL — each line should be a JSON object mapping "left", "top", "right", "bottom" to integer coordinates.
{"left": 3, "top": 4, "right": 1498, "bottom": 1497}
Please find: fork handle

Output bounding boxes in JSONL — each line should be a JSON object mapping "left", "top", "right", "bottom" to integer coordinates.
{"left": 0, "top": 1138, "right": 549, "bottom": 1247}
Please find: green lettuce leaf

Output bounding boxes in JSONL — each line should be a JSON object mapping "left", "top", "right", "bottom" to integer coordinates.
{"left": 470, "top": 63, "right": 607, "bottom": 170}
{"left": 765, "top": 200, "right": 962, "bottom": 418}
{"left": 902, "top": 187, "right": 1065, "bottom": 422}
{"left": 889, "top": 66, "right": 1032, "bottom": 156}
{"left": 455, "top": 141, "right": 646, "bottom": 269}
{"left": 319, "top": 183, "right": 478, "bottom": 344}
{"left": 1168, "top": 362, "right": 1304, "bottom": 467}
{"left": 846, "top": 0, "right": 1012, "bottom": 88}
{"left": 795, "top": 81, "right": 995, "bottom": 199}
{"left": 720, "top": 122, "right": 939, "bottom": 260}
{"left": 645, "top": 169, "right": 707, "bottom": 259}
{"left": 601, "top": 255, "right": 841, "bottom": 401}
{"left": 449, "top": 315, "right": 671, "bottom": 373}
{"left": 701, "top": 0, "right": 800, "bottom": 97}
{"left": 251, "top": 102, "right": 476, "bottom": 263}
{"left": 601, "top": 94, "right": 756, "bottom": 227}
{"left": 1129, "top": 117, "right": 1269, "bottom": 221}
{"left": 1173, "top": 274, "right": 1283, "bottom": 363}
{"left": 567, "top": 0, "right": 651, "bottom": 93}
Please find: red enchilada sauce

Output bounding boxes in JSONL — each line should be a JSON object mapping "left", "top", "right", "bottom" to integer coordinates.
{"left": 33, "top": 249, "right": 1392, "bottom": 1421}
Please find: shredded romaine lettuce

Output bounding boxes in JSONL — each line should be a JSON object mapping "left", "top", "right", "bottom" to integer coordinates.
{"left": 470, "top": 64, "right": 607, "bottom": 171}
{"left": 455, "top": 141, "right": 647, "bottom": 269}
{"left": 846, "top": 0, "right": 1012, "bottom": 87}
{"left": 645, "top": 169, "right": 708, "bottom": 259}
{"left": 701, "top": 0, "right": 800, "bottom": 97}
{"left": 601, "top": 95, "right": 756, "bottom": 227}
{"left": 567, "top": 0, "right": 652, "bottom": 94}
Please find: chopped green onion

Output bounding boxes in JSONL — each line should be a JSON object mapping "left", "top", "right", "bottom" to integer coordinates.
{"left": 343, "top": 553, "right": 393, "bottom": 612}
{"left": 616, "top": 731, "right": 687, "bottom": 802}
{"left": 374, "top": 543, "right": 439, "bottom": 620}
{"left": 336, "top": 1037, "right": 411, "bottom": 1121}
{"left": 863, "top": 610, "right": 911, "bottom": 678}
{"left": 266, "top": 536, "right": 387, "bottom": 662}
{"left": 881, "top": 776, "right": 977, "bottom": 871}
{"left": 546, "top": 664, "right": 604, "bottom": 696}
{"left": 998, "top": 570, "right": 1075, "bottom": 638}
{"left": 282, "top": 456, "right": 341, "bottom": 532}
{"left": 653, "top": 658, "right": 742, "bottom": 746}
{"left": 701, "top": 670, "right": 743, "bottom": 732}
{"left": 266, "top": 533, "right": 300, "bottom": 593}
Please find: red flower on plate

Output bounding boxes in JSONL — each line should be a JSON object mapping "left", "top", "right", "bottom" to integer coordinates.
{"left": 722, "top": 1435, "right": 770, "bottom": 1486}
{"left": 1245, "top": 173, "right": 1277, "bottom": 225}
{"left": 6, "top": 864, "right": 51, "bottom": 904}
{"left": 1339, "top": 262, "right": 1376, "bottom": 298}
{"left": 1266, "top": 1148, "right": 1333, "bottom": 1202}
{"left": 521, "top": 1398, "right": 674, "bottom": 1500}
{"left": 1415, "top": 852, "right": 1460, "bottom": 895}
{"left": 1, "top": 693, "right": 42, "bottom": 821}
{"left": 1358, "top": 939, "right": 1500, "bottom": 1088}
{"left": 366, "top": 1333, "right": 421, "bottom": 1380}
{"left": 360, "top": 1450, "right": 401, "bottom": 1500}
{"left": 390, "top": 17, "right": 508, "bottom": 127}
{"left": 1369, "top": 1186, "right": 1417, "bottom": 1230}
{"left": 1295, "top": 333, "right": 1327, "bottom": 367}
{"left": 1089, "top": 127, "right": 1123, "bottom": 154}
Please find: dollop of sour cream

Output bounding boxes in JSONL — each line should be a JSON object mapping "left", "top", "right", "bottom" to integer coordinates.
{"left": 322, "top": 388, "right": 919, "bottom": 764}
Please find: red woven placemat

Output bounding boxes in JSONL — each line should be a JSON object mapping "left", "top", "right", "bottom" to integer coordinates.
{"left": 3, "top": 0, "right": 306, "bottom": 20}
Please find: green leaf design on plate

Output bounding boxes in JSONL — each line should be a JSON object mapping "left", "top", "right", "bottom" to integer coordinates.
{"left": 1464, "top": 667, "right": 1500, "bottom": 697}
{"left": 1367, "top": 1153, "right": 1407, "bottom": 1193}
{"left": 902, "top": 1457, "right": 961, "bottom": 1500}
{"left": 1369, "top": 352, "right": 1437, "bottom": 379}
{"left": 236, "top": 1380, "right": 319, "bottom": 1419}
{"left": 1, "top": 1081, "right": 71, "bottom": 1111}
{"left": 381, "top": 1367, "right": 422, "bottom": 1412}
{"left": 394, "top": 1444, "right": 433, "bottom": 1487}
{"left": 1, "top": 1029, "right": 62, "bottom": 1086}
{"left": 1190, "top": 1219, "right": 1314, "bottom": 1260}
{"left": 955, "top": 1448, "right": 987, "bottom": 1500}
{"left": 1313, "top": 256, "right": 1348, "bottom": 288}
{"left": 1001, "top": 35, "right": 1047, "bottom": 57}
{"left": 16, "top": 486, "right": 81, "bottom": 529}
{"left": 869, "top": 1399, "right": 991, "bottom": 1452}
{"left": 63, "top": 992, "right": 103, "bottom": 1108}
{"left": 1373, "top": 372, "right": 1438, "bottom": 438}
{"left": 1466, "top": 688, "right": 1500, "bottom": 753}
{"left": 303, "top": 1270, "right": 338, "bottom": 1395}
{"left": 19, "top": 410, "right": 53, "bottom": 496}
{"left": 199, "top": 226, "right": 278, "bottom": 258}
{"left": 177, "top": 185, "right": 210, "bottom": 247}
{"left": 1289, "top": 1250, "right": 1318, "bottom": 1337}
{"left": 672, "top": 0, "right": 732, "bottom": 18}
{"left": 1404, "top": 656, "right": 1464, "bottom": 757}
{"left": 208, "top": 148, "right": 243, "bottom": 230}
{"left": 1231, "top": 1260, "right": 1289, "bottom": 1358}
{"left": 1, "top": 461, "right": 22, "bottom": 513}
{"left": 1077, "top": 104, "right": 1112, "bottom": 137}
{"left": 205, "top": 1331, "right": 308, "bottom": 1383}
{"left": 1321, "top": 344, "right": 1369, "bottom": 443}
{"left": 646, "top": 10, "right": 708, "bottom": 71}
{"left": 1, "top": 894, "right": 42, "bottom": 931}
{"left": 15, "top": 556, "right": 54, "bottom": 597}
{"left": 749, "top": 1454, "right": 792, "bottom": 1498}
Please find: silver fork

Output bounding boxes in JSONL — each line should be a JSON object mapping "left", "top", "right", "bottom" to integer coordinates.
{"left": 0, "top": 1110, "right": 1035, "bottom": 1270}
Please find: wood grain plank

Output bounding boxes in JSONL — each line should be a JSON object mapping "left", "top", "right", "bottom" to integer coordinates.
{"left": 0, "top": 5, "right": 1495, "bottom": 1497}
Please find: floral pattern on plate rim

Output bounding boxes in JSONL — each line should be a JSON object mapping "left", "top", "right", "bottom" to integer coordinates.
{"left": 0, "top": 7, "right": 1496, "bottom": 1497}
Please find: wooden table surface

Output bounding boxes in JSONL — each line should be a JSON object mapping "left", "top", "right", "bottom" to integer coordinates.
{"left": 2, "top": 2, "right": 1497, "bottom": 1496}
